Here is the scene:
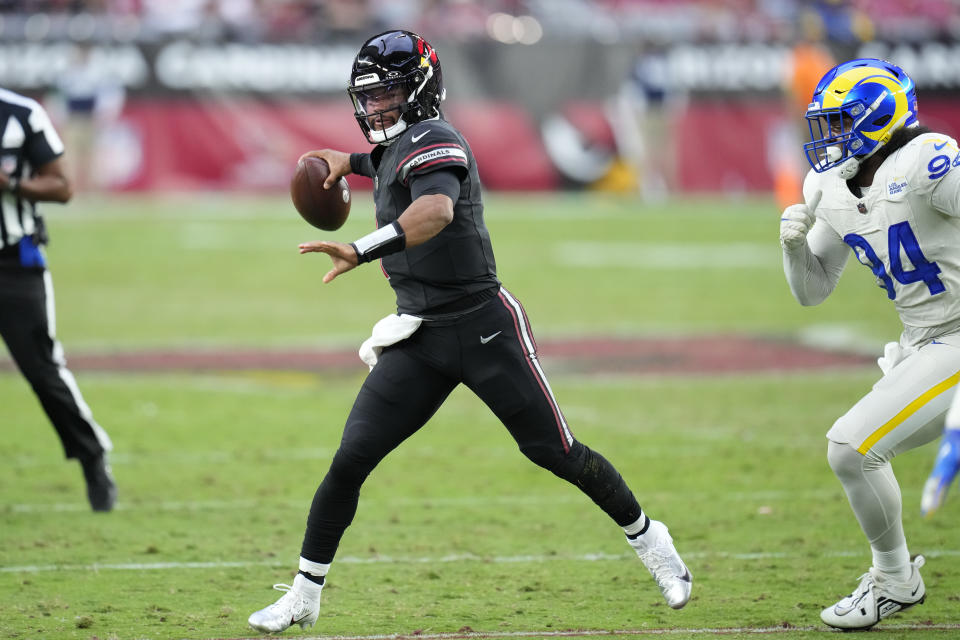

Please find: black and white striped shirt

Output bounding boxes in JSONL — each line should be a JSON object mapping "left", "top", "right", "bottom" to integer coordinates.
{"left": 0, "top": 87, "right": 64, "bottom": 251}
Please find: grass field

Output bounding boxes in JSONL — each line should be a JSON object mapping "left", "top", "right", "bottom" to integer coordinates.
{"left": 2, "top": 192, "right": 958, "bottom": 640}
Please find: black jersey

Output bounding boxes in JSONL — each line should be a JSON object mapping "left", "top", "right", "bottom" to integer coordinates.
{"left": 0, "top": 88, "right": 63, "bottom": 253}
{"left": 356, "top": 118, "right": 499, "bottom": 315}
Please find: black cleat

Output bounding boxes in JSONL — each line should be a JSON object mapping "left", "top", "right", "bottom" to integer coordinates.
{"left": 80, "top": 453, "right": 117, "bottom": 512}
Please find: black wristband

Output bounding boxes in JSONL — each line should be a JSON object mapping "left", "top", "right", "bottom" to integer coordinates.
{"left": 351, "top": 220, "right": 406, "bottom": 264}
{"left": 349, "top": 153, "right": 365, "bottom": 176}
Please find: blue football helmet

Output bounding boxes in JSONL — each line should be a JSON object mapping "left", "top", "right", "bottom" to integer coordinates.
{"left": 803, "top": 58, "right": 918, "bottom": 174}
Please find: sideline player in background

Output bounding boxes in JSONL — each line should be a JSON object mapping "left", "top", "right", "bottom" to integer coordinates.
{"left": 920, "top": 393, "right": 960, "bottom": 517}
{"left": 0, "top": 87, "right": 116, "bottom": 511}
{"left": 779, "top": 58, "right": 960, "bottom": 630}
{"left": 248, "top": 30, "right": 692, "bottom": 634}
{"left": 773, "top": 9, "right": 835, "bottom": 210}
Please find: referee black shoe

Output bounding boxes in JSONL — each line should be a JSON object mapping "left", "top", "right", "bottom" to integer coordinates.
{"left": 80, "top": 453, "right": 117, "bottom": 512}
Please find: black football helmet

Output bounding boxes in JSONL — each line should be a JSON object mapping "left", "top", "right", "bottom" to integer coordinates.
{"left": 348, "top": 30, "right": 445, "bottom": 144}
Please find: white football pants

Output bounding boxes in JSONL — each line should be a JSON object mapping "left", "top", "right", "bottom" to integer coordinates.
{"left": 946, "top": 372, "right": 960, "bottom": 432}
{"left": 827, "top": 335, "right": 960, "bottom": 554}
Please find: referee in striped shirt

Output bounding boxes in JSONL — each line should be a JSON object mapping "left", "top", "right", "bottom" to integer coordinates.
{"left": 0, "top": 87, "right": 116, "bottom": 511}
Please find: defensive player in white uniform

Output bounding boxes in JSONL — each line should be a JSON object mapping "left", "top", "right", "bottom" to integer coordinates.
{"left": 779, "top": 58, "right": 960, "bottom": 630}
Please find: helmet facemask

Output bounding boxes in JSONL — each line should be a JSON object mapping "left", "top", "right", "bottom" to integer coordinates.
{"left": 803, "top": 59, "right": 917, "bottom": 176}
{"left": 804, "top": 108, "right": 861, "bottom": 174}
{"left": 350, "top": 79, "right": 411, "bottom": 144}
{"left": 348, "top": 30, "right": 445, "bottom": 145}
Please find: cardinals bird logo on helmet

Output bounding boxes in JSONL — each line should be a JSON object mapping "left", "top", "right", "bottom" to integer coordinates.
{"left": 348, "top": 30, "right": 446, "bottom": 145}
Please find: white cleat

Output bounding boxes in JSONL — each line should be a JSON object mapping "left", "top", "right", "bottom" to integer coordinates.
{"left": 628, "top": 520, "right": 693, "bottom": 609}
{"left": 820, "top": 556, "right": 926, "bottom": 630}
{"left": 248, "top": 573, "right": 322, "bottom": 633}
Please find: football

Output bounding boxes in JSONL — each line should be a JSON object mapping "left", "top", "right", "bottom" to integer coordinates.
{"left": 290, "top": 157, "right": 351, "bottom": 231}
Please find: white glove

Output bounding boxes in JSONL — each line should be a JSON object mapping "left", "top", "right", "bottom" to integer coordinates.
{"left": 779, "top": 190, "right": 822, "bottom": 250}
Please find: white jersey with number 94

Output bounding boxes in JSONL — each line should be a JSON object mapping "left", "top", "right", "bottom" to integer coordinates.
{"left": 794, "top": 132, "right": 960, "bottom": 347}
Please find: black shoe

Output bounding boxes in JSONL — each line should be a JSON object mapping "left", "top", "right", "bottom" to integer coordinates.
{"left": 80, "top": 454, "right": 117, "bottom": 512}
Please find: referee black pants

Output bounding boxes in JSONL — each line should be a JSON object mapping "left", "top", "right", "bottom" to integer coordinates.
{"left": 0, "top": 267, "right": 110, "bottom": 461}
{"left": 302, "top": 287, "right": 641, "bottom": 563}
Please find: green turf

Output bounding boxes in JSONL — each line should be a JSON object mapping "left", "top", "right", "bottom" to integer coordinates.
{"left": 1, "top": 193, "right": 955, "bottom": 639}
{"left": 38, "top": 191, "right": 900, "bottom": 349}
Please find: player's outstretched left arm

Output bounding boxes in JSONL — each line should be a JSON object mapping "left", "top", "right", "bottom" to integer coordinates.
{"left": 394, "top": 194, "right": 454, "bottom": 246}
{"left": 299, "top": 194, "right": 454, "bottom": 284}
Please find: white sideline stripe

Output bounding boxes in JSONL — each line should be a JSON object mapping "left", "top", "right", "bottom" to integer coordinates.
{"left": 5, "top": 549, "right": 960, "bottom": 573}
{"left": 11, "top": 447, "right": 337, "bottom": 468}
{"left": 237, "top": 624, "right": 960, "bottom": 639}
{"left": 556, "top": 243, "right": 777, "bottom": 269}
{"left": 6, "top": 488, "right": 844, "bottom": 512}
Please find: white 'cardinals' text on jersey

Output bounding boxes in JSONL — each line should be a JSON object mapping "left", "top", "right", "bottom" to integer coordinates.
{"left": 795, "top": 132, "right": 960, "bottom": 346}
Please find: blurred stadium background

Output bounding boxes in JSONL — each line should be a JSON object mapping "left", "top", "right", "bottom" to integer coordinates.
{"left": 1, "top": 0, "right": 959, "bottom": 200}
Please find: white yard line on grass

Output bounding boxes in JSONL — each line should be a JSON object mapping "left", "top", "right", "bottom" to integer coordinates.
{"left": 4, "top": 549, "right": 960, "bottom": 574}
{"left": 7, "top": 487, "right": 844, "bottom": 512}
{"left": 213, "top": 622, "right": 960, "bottom": 640}
{"left": 555, "top": 243, "right": 777, "bottom": 269}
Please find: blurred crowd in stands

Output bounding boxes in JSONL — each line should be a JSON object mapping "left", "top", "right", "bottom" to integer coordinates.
{"left": 0, "top": 0, "right": 957, "bottom": 45}
{"left": 2, "top": 0, "right": 955, "bottom": 197}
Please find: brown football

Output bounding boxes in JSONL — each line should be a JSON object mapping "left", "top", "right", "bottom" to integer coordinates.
{"left": 290, "top": 157, "right": 351, "bottom": 231}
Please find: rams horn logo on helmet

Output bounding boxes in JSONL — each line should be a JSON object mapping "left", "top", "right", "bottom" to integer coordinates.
{"left": 803, "top": 58, "right": 918, "bottom": 173}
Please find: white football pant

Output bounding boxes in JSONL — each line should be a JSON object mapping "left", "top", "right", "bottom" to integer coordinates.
{"left": 827, "top": 335, "right": 960, "bottom": 561}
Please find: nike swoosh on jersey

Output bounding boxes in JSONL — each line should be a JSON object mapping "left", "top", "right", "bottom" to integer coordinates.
{"left": 934, "top": 141, "right": 947, "bottom": 150}
{"left": 411, "top": 130, "right": 430, "bottom": 143}
{"left": 480, "top": 331, "right": 502, "bottom": 344}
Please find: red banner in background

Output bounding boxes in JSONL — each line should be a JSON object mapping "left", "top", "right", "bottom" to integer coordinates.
{"left": 676, "top": 99, "right": 960, "bottom": 194}
{"left": 89, "top": 99, "right": 558, "bottom": 192}
{"left": 82, "top": 98, "right": 960, "bottom": 194}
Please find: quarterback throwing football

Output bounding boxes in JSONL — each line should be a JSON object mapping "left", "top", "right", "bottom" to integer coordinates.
{"left": 247, "top": 30, "right": 692, "bottom": 634}
{"left": 780, "top": 58, "right": 960, "bottom": 629}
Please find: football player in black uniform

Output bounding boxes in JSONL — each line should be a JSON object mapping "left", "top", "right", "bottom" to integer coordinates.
{"left": 248, "top": 31, "right": 691, "bottom": 634}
